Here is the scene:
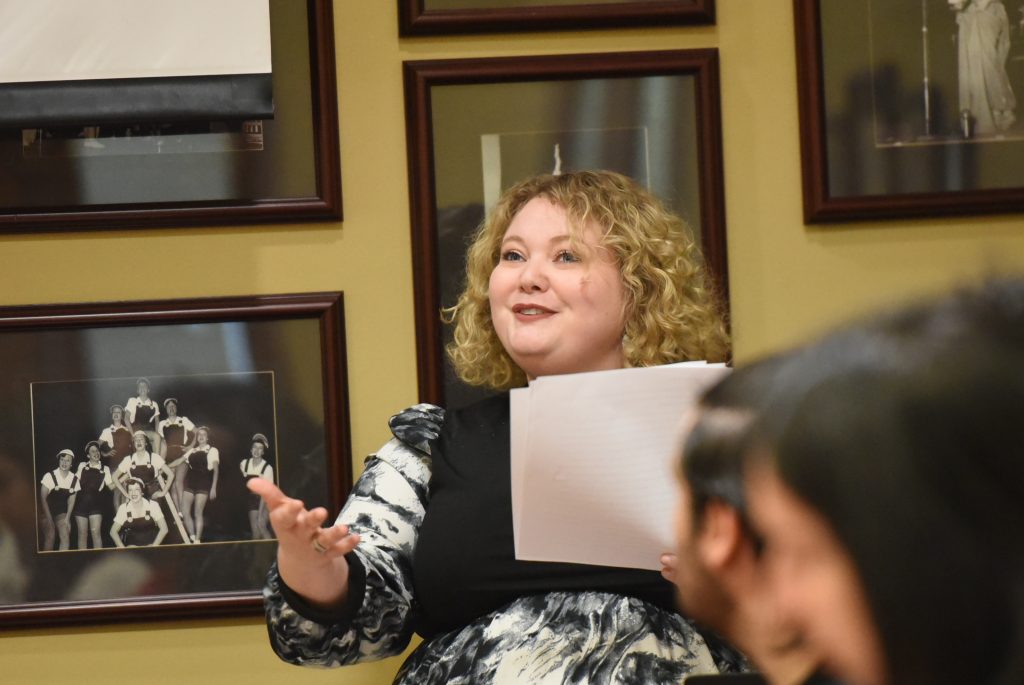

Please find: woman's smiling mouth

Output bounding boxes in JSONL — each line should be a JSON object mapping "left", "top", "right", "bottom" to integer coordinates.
{"left": 513, "top": 304, "right": 554, "bottom": 317}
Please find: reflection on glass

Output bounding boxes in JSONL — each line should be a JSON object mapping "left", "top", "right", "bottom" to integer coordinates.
{"left": 431, "top": 74, "right": 699, "bottom": 408}
{"left": 22, "top": 122, "right": 264, "bottom": 159}
{"left": 481, "top": 127, "right": 650, "bottom": 213}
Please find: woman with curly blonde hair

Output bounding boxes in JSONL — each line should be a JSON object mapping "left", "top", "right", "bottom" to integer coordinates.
{"left": 252, "top": 170, "right": 739, "bottom": 684}
{"left": 447, "top": 170, "right": 729, "bottom": 389}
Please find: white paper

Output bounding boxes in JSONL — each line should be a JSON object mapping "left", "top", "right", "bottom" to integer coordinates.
{"left": 511, "top": 363, "right": 730, "bottom": 571}
{"left": 509, "top": 386, "right": 530, "bottom": 551}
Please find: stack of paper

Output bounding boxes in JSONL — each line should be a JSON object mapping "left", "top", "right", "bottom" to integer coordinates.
{"left": 511, "top": 362, "right": 730, "bottom": 571}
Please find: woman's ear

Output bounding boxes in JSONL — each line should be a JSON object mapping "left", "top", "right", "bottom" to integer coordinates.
{"left": 696, "top": 499, "right": 744, "bottom": 570}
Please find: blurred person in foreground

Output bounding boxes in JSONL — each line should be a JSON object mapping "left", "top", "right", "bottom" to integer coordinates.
{"left": 742, "top": 280, "right": 1024, "bottom": 685}
{"left": 664, "top": 357, "right": 834, "bottom": 685}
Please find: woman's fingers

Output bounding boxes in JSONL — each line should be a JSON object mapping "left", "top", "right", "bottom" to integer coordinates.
{"left": 318, "top": 522, "right": 353, "bottom": 546}
{"left": 250, "top": 480, "right": 315, "bottom": 535}
{"left": 268, "top": 496, "right": 306, "bottom": 534}
{"left": 263, "top": 491, "right": 332, "bottom": 542}
{"left": 313, "top": 523, "right": 360, "bottom": 559}
{"left": 247, "top": 477, "right": 286, "bottom": 507}
{"left": 304, "top": 507, "right": 329, "bottom": 527}
{"left": 246, "top": 478, "right": 355, "bottom": 557}
{"left": 660, "top": 553, "right": 678, "bottom": 583}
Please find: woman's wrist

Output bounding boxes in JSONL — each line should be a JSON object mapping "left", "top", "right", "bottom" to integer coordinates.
{"left": 278, "top": 553, "right": 350, "bottom": 609}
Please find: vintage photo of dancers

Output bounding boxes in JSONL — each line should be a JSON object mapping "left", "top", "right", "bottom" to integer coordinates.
{"left": 32, "top": 372, "right": 278, "bottom": 551}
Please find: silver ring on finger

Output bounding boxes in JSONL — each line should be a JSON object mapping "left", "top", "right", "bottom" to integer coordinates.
{"left": 311, "top": 537, "right": 327, "bottom": 555}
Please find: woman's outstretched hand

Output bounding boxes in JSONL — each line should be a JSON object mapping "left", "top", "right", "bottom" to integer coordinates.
{"left": 247, "top": 478, "right": 361, "bottom": 609}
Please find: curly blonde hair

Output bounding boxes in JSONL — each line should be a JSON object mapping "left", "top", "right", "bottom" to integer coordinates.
{"left": 444, "top": 170, "right": 730, "bottom": 390}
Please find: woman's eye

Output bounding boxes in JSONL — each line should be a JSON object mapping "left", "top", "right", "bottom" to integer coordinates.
{"left": 501, "top": 250, "right": 524, "bottom": 262}
{"left": 555, "top": 250, "right": 580, "bottom": 263}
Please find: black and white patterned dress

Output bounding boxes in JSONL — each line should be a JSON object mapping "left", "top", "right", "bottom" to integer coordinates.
{"left": 264, "top": 396, "right": 745, "bottom": 684}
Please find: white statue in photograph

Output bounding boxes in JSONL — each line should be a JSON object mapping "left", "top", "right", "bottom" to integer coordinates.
{"left": 950, "top": 0, "right": 1017, "bottom": 135}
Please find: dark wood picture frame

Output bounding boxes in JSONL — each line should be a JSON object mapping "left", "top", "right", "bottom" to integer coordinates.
{"left": 404, "top": 50, "right": 728, "bottom": 406}
{"left": 398, "top": 0, "right": 715, "bottom": 36}
{"left": 796, "top": 0, "right": 1024, "bottom": 222}
{"left": 0, "top": 292, "right": 350, "bottom": 628}
{"left": 0, "top": 0, "right": 342, "bottom": 233}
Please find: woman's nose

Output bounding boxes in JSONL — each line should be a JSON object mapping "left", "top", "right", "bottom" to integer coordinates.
{"left": 518, "top": 258, "right": 549, "bottom": 292}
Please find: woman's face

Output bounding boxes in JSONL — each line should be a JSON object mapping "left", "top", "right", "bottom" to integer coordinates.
{"left": 112, "top": 408, "right": 124, "bottom": 424}
{"left": 127, "top": 483, "right": 143, "bottom": 502}
{"left": 58, "top": 453, "right": 72, "bottom": 471}
{"left": 746, "top": 462, "right": 887, "bottom": 685}
{"left": 87, "top": 445, "right": 100, "bottom": 462}
{"left": 251, "top": 442, "right": 265, "bottom": 459}
{"left": 197, "top": 429, "right": 209, "bottom": 445}
{"left": 166, "top": 401, "right": 177, "bottom": 417}
{"left": 488, "top": 197, "right": 627, "bottom": 380}
{"left": 137, "top": 381, "right": 150, "bottom": 398}
{"left": 133, "top": 434, "right": 147, "bottom": 451}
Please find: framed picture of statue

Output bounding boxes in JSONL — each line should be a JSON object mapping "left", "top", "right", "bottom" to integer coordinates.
{"left": 795, "top": 0, "right": 1024, "bottom": 222}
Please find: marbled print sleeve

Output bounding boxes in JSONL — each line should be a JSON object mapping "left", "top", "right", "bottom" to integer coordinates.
{"left": 262, "top": 404, "right": 443, "bottom": 666}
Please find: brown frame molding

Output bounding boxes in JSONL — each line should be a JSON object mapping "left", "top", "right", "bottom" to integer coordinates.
{"left": 404, "top": 49, "right": 729, "bottom": 405}
{"left": 0, "top": 292, "right": 350, "bottom": 628}
{"left": 398, "top": 0, "right": 714, "bottom": 36}
{"left": 0, "top": 0, "right": 342, "bottom": 233}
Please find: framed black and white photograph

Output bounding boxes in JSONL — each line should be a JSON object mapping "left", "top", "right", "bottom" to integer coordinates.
{"left": 397, "top": 0, "right": 715, "bottom": 35}
{"left": 0, "top": 292, "right": 350, "bottom": 628}
{"left": 403, "top": 49, "right": 728, "bottom": 408}
{"left": 796, "top": 0, "right": 1024, "bottom": 221}
{"left": 0, "top": 0, "right": 341, "bottom": 233}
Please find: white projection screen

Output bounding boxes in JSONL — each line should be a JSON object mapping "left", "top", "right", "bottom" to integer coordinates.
{"left": 0, "top": 0, "right": 273, "bottom": 126}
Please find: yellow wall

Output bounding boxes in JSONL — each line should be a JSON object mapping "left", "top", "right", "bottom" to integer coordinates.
{"left": 3, "top": 1, "right": 1024, "bottom": 683}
